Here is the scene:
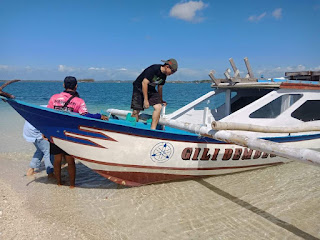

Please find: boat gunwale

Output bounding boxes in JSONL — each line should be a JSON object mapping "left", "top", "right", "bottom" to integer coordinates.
{"left": 6, "top": 97, "right": 320, "bottom": 145}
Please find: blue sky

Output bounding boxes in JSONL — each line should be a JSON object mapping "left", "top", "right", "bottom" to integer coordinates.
{"left": 0, "top": 0, "right": 319, "bottom": 81}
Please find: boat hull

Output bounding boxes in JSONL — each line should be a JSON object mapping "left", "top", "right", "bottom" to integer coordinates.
{"left": 7, "top": 99, "right": 320, "bottom": 186}
{"left": 55, "top": 126, "right": 286, "bottom": 186}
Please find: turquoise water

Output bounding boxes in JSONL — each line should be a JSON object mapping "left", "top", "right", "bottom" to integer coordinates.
{"left": 2, "top": 81, "right": 212, "bottom": 114}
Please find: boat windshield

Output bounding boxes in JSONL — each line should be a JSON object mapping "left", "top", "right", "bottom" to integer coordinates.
{"left": 250, "top": 94, "right": 302, "bottom": 118}
{"left": 193, "top": 91, "right": 237, "bottom": 111}
{"left": 191, "top": 88, "right": 274, "bottom": 120}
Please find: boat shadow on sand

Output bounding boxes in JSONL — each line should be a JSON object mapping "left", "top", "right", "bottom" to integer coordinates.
{"left": 27, "top": 162, "right": 286, "bottom": 190}
{"left": 25, "top": 161, "right": 284, "bottom": 192}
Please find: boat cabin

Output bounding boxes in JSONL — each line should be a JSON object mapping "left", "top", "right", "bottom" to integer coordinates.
{"left": 165, "top": 71, "right": 320, "bottom": 137}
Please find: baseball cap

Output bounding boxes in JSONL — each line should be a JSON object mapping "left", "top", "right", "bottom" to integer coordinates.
{"left": 64, "top": 76, "right": 77, "bottom": 89}
{"left": 161, "top": 58, "right": 178, "bottom": 72}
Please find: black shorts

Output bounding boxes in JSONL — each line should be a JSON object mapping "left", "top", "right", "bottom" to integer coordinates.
{"left": 50, "top": 142, "right": 69, "bottom": 155}
{"left": 131, "top": 85, "right": 161, "bottom": 111}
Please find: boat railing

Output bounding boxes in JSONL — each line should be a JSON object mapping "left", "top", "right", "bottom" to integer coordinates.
{"left": 166, "top": 91, "right": 216, "bottom": 119}
{"left": 209, "top": 58, "right": 320, "bottom": 87}
{"left": 209, "top": 57, "right": 258, "bottom": 87}
{"left": 285, "top": 71, "right": 320, "bottom": 82}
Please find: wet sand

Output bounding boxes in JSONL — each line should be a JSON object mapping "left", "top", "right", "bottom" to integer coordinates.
{"left": 1, "top": 108, "right": 320, "bottom": 239}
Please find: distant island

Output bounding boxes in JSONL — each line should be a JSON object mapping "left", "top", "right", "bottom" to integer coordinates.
{"left": 168, "top": 80, "right": 211, "bottom": 84}
{"left": 78, "top": 78, "right": 94, "bottom": 82}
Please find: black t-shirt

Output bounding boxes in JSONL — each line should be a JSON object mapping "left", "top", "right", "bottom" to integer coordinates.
{"left": 133, "top": 64, "right": 167, "bottom": 91}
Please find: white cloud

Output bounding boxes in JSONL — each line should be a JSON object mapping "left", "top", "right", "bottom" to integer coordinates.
{"left": 248, "top": 12, "right": 266, "bottom": 22}
{"left": 117, "top": 68, "right": 127, "bottom": 71}
{"left": 24, "top": 66, "right": 34, "bottom": 73}
{"left": 88, "top": 67, "right": 106, "bottom": 71}
{"left": 296, "top": 64, "right": 306, "bottom": 71}
{"left": 272, "top": 8, "right": 282, "bottom": 20}
{"left": 58, "top": 65, "right": 77, "bottom": 72}
{"left": 178, "top": 67, "right": 203, "bottom": 77}
{"left": 0, "top": 65, "right": 9, "bottom": 70}
{"left": 256, "top": 64, "right": 309, "bottom": 78}
{"left": 313, "top": 65, "right": 320, "bottom": 71}
{"left": 170, "top": 1, "right": 208, "bottom": 23}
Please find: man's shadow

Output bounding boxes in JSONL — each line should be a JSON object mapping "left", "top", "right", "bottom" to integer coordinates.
{"left": 27, "top": 162, "right": 121, "bottom": 189}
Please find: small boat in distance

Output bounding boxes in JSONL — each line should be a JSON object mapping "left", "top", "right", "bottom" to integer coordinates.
{"left": 1, "top": 58, "right": 320, "bottom": 186}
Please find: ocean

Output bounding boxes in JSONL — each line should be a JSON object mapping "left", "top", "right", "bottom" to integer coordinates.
{"left": 1, "top": 80, "right": 320, "bottom": 239}
{"left": 1, "top": 81, "right": 212, "bottom": 114}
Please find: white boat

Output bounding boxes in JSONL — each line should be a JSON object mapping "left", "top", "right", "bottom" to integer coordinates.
{"left": 1, "top": 58, "right": 320, "bottom": 186}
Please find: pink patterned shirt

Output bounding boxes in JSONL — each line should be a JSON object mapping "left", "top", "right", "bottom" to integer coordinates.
{"left": 47, "top": 92, "right": 88, "bottom": 115}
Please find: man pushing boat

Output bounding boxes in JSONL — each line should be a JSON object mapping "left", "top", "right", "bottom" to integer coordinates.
{"left": 48, "top": 76, "right": 109, "bottom": 188}
{"left": 131, "top": 58, "right": 178, "bottom": 129}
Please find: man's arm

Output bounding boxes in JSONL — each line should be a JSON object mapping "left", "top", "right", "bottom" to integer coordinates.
{"left": 79, "top": 100, "right": 108, "bottom": 120}
{"left": 47, "top": 95, "right": 54, "bottom": 109}
{"left": 142, "top": 78, "right": 150, "bottom": 109}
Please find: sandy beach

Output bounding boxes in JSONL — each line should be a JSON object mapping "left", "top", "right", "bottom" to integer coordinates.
{"left": 1, "top": 107, "right": 320, "bottom": 239}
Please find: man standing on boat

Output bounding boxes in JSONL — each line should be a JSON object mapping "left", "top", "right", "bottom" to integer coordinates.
{"left": 131, "top": 58, "right": 178, "bottom": 129}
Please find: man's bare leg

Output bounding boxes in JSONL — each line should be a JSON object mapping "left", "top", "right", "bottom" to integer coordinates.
{"left": 65, "top": 155, "right": 76, "bottom": 188}
{"left": 53, "top": 154, "right": 62, "bottom": 186}
{"left": 131, "top": 110, "right": 140, "bottom": 122}
{"left": 151, "top": 104, "right": 162, "bottom": 130}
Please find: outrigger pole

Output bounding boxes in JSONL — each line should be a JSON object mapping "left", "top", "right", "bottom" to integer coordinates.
{"left": 212, "top": 121, "right": 320, "bottom": 133}
{"left": 158, "top": 118, "right": 320, "bottom": 167}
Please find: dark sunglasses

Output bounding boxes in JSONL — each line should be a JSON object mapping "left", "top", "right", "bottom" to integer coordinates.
{"left": 169, "top": 66, "right": 176, "bottom": 73}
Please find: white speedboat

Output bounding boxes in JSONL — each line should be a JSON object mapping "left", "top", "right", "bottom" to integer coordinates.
{"left": 1, "top": 58, "right": 320, "bottom": 186}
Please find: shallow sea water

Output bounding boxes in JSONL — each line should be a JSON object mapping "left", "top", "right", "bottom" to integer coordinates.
{"left": 1, "top": 150, "right": 320, "bottom": 239}
{"left": 1, "top": 82, "right": 320, "bottom": 239}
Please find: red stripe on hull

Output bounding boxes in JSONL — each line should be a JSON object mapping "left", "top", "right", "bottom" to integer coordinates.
{"left": 77, "top": 155, "right": 283, "bottom": 171}
{"left": 94, "top": 170, "right": 195, "bottom": 186}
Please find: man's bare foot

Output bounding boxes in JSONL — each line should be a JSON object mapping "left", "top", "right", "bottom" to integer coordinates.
{"left": 26, "top": 168, "right": 35, "bottom": 176}
{"left": 57, "top": 180, "right": 65, "bottom": 186}
{"left": 69, "top": 185, "right": 75, "bottom": 189}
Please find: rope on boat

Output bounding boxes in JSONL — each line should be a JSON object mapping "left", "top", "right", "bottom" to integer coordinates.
{"left": 0, "top": 80, "right": 21, "bottom": 99}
